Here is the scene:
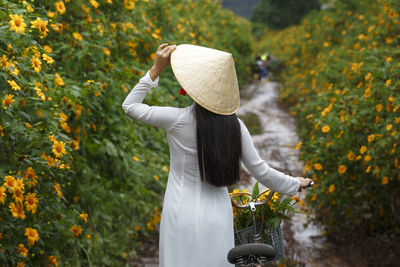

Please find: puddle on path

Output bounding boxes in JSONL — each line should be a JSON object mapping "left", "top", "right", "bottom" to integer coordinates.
{"left": 236, "top": 79, "right": 331, "bottom": 265}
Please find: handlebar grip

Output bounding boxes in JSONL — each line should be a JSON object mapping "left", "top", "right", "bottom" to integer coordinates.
{"left": 307, "top": 181, "right": 314, "bottom": 187}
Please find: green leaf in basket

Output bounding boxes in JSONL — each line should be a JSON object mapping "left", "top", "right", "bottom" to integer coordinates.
{"left": 252, "top": 181, "right": 259, "bottom": 198}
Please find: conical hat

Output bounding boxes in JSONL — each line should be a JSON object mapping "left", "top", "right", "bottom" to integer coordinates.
{"left": 170, "top": 44, "right": 240, "bottom": 115}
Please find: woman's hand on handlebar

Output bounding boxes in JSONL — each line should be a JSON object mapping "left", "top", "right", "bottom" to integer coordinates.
{"left": 296, "top": 177, "right": 313, "bottom": 192}
{"left": 149, "top": 43, "right": 177, "bottom": 81}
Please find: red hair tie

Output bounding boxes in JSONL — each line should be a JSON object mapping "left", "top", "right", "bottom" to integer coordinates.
{"left": 179, "top": 87, "right": 186, "bottom": 96}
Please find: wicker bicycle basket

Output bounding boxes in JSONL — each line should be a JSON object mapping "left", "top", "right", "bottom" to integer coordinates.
{"left": 234, "top": 222, "right": 285, "bottom": 261}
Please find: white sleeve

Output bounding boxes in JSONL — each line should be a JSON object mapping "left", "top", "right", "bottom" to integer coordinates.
{"left": 239, "top": 118, "right": 300, "bottom": 195}
{"left": 122, "top": 70, "right": 181, "bottom": 131}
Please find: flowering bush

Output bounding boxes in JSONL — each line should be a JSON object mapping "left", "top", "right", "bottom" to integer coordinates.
{"left": 0, "top": 0, "right": 254, "bottom": 265}
{"left": 257, "top": 0, "right": 399, "bottom": 238}
{"left": 230, "top": 183, "right": 301, "bottom": 231}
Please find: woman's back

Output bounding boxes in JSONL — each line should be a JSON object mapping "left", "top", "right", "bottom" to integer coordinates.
{"left": 158, "top": 104, "right": 234, "bottom": 267}
{"left": 122, "top": 44, "right": 305, "bottom": 267}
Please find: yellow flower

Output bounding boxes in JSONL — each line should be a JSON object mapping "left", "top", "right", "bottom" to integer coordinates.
{"left": 163, "top": 166, "right": 168, "bottom": 172}
{"left": 18, "top": 243, "right": 28, "bottom": 257}
{"left": 153, "top": 175, "right": 159, "bottom": 181}
{"left": 2, "top": 94, "right": 16, "bottom": 107}
{"left": 124, "top": 0, "right": 135, "bottom": 9}
{"left": 43, "top": 45, "right": 53, "bottom": 53}
{"left": 47, "top": 11, "right": 56, "bottom": 18}
{"left": 321, "top": 125, "right": 330, "bottom": 133}
{"left": 376, "top": 104, "right": 383, "bottom": 112}
{"left": 364, "top": 72, "right": 372, "bottom": 80}
{"left": 70, "top": 225, "right": 83, "bottom": 237}
{"left": 48, "top": 256, "right": 58, "bottom": 266}
{"left": 133, "top": 155, "right": 139, "bottom": 162}
{"left": 60, "top": 121, "right": 71, "bottom": 133}
{"left": 296, "top": 141, "right": 302, "bottom": 150}
{"left": 80, "top": 211, "right": 88, "bottom": 223}
{"left": 103, "top": 48, "right": 110, "bottom": 56}
{"left": 1, "top": 54, "right": 9, "bottom": 69}
{"left": 42, "top": 54, "right": 54, "bottom": 64}
{"left": 367, "top": 134, "right": 375, "bottom": 143}
{"left": 25, "top": 192, "right": 39, "bottom": 213}
{"left": 328, "top": 184, "right": 335, "bottom": 193}
{"left": 360, "top": 146, "right": 367, "bottom": 154}
{"left": 9, "top": 202, "right": 26, "bottom": 219}
{"left": 385, "top": 79, "right": 391, "bottom": 86}
{"left": 364, "top": 155, "right": 371, "bottom": 162}
{"left": 338, "top": 165, "right": 347, "bottom": 174}
{"left": 55, "top": 73, "right": 65, "bottom": 86}
{"left": 4, "top": 175, "right": 17, "bottom": 190}
{"left": 23, "top": 167, "right": 38, "bottom": 187}
{"left": 304, "top": 160, "right": 312, "bottom": 172}
{"left": 52, "top": 140, "right": 66, "bottom": 158}
{"left": 54, "top": 182, "right": 62, "bottom": 198}
{"left": 31, "top": 18, "right": 49, "bottom": 37}
{"left": 55, "top": 1, "right": 66, "bottom": 15}
{"left": 7, "top": 80, "right": 21, "bottom": 91}
{"left": 386, "top": 124, "right": 393, "bottom": 131}
{"left": 26, "top": 4, "right": 34, "bottom": 12}
{"left": 0, "top": 186, "right": 6, "bottom": 204}
{"left": 381, "top": 176, "right": 388, "bottom": 185}
{"left": 72, "top": 32, "right": 83, "bottom": 42}
{"left": 9, "top": 14, "right": 26, "bottom": 34}
{"left": 314, "top": 163, "right": 323, "bottom": 170}
{"left": 50, "top": 23, "right": 63, "bottom": 33}
{"left": 311, "top": 194, "right": 317, "bottom": 201}
{"left": 36, "top": 110, "right": 44, "bottom": 118}
{"left": 386, "top": 57, "right": 392, "bottom": 62}
{"left": 35, "top": 87, "right": 46, "bottom": 101}
{"left": 70, "top": 139, "right": 79, "bottom": 150}
{"left": 134, "top": 225, "right": 141, "bottom": 231}
{"left": 12, "top": 187, "right": 24, "bottom": 203}
{"left": 25, "top": 227, "right": 39, "bottom": 247}
{"left": 89, "top": 0, "right": 100, "bottom": 8}
{"left": 43, "top": 155, "right": 54, "bottom": 168}
{"left": 32, "top": 55, "right": 41, "bottom": 73}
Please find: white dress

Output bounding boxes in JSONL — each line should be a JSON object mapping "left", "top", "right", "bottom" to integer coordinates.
{"left": 122, "top": 70, "right": 301, "bottom": 267}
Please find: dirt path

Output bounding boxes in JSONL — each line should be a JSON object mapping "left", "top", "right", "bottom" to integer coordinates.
{"left": 236, "top": 79, "right": 344, "bottom": 266}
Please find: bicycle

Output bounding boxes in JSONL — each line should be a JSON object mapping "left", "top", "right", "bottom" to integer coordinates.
{"left": 227, "top": 181, "right": 314, "bottom": 266}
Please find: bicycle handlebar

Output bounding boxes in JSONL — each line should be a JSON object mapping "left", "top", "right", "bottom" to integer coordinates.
{"left": 230, "top": 180, "right": 314, "bottom": 210}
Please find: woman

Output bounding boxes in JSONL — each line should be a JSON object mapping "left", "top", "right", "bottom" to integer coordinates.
{"left": 122, "top": 43, "right": 312, "bottom": 267}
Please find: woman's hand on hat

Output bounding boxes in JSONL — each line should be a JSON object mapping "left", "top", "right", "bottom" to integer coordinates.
{"left": 149, "top": 43, "right": 177, "bottom": 81}
{"left": 296, "top": 177, "right": 313, "bottom": 192}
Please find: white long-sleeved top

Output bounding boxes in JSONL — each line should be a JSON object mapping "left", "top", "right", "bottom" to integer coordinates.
{"left": 122, "top": 70, "right": 301, "bottom": 267}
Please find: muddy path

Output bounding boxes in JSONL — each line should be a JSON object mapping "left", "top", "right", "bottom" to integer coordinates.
{"left": 237, "top": 79, "right": 346, "bottom": 266}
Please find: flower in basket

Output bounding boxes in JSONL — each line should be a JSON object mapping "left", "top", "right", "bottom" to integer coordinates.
{"left": 230, "top": 182, "right": 301, "bottom": 231}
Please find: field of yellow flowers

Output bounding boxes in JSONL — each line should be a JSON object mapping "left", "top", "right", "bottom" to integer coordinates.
{"left": 0, "top": 0, "right": 254, "bottom": 265}
{"left": 257, "top": 0, "right": 399, "bottom": 255}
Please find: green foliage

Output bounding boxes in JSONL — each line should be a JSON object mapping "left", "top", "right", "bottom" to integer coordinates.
{"left": 251, "top": 0, "right": 320, "bottom": 29}
{"left": 257, "top": 0, "right": 400, "bottom": 239}
{"left": 0, "top": 0, "right": 254, "bottom": 265}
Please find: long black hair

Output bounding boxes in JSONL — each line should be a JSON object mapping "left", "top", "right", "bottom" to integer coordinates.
{"left": 195, "top": 103, "right": 242, "bottom": 187}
